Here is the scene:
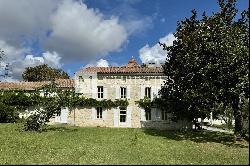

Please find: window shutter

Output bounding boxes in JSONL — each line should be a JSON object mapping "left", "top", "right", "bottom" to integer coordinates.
{"left": 151, "top": 86, "right": 155, "bottom": 101}
{"left": 92, "top": 107, "right": 96, "bottom": 119}
{"left": 60, "top": 107, "right": 69, "bottom": 123}
{"left": 140, "top": 85, "right": 145, "bottom": 99}
{"left": 126, "top": 106, "right": 132, "bottom": 127}
{"left": 92, "top": 87, "right": 96, "bottom": 99}
{"left": 104, "top": 87, "right": 108, "bottom": 99}
{"left": 127, "top": 86, "right": 131, "bottom": 99}
{"left": 113, "top": 108, "right": 119, "bottom": 127}
{"left": 103, "top": 108, "right": 107, "bottom": 120}
{"left": 115, "top": 86, "right": 120, "bottom": 99}
{"left": 140, "top": 108, "right": 146, "bottom": 121}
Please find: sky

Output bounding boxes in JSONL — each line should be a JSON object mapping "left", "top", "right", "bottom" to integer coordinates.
{"left": 0, "top": 0, "right": 248, "bottom": 81}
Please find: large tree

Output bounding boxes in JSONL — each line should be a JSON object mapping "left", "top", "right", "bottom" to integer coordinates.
{"left": 22, "top": 64, "right": 70, "bottom": 82}
{"left": 159, "top": 0, "right": 249, "bottom": 137}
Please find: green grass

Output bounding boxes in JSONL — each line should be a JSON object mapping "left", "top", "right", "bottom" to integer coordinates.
{"left": 0, "top": 123, "right": 248, "bottom": 165}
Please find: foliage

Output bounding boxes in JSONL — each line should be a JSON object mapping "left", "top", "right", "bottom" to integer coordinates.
{"left": 159, "top": 0, "right": 249, "bottom": 136}
{"left": 135, "top": 96, "right": 152, "bottom": 111}
{"left": 0, "top": 123, "right": 248, "bottom": 165}
{"left": 22, "top": 64, "right": 70, "bottom": 82}
{"left": 0, "top": 48, "right": 4, "bottom": 59}
{"left": 0, "top": 103, "right": 19, "bottom": 123}
{"left": 0, "top": 83, "right": 129, "bottom": 131}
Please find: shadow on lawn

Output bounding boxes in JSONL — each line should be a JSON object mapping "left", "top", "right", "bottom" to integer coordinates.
{"left": 143, "top": 129, "right": 248, "bottom": 148}
{"left": 44, "top": 125, "right": 79, "bottom": 132}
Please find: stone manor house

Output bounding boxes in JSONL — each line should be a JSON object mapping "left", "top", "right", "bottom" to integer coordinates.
{"left": 0, "top": 58, "right": 192, "bottom": 130}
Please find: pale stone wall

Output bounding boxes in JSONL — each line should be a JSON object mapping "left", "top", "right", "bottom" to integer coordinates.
{"left": 65, "top": 72, "right": 193, "bottom": 130}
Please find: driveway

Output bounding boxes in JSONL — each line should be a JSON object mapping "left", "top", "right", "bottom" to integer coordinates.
{"left": 202, "top": 126, "right": 234, "bottom": 133}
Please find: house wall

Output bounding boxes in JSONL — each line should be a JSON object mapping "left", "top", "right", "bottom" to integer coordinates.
{"left": 57, "top": 72, "right": 193, "bottom": 130}
{"left": 60, "top": 106, "right": 192, "bottom": 130}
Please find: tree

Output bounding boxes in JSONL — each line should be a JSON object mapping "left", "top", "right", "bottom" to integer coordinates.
{"left": 159, "top": 0, "right": 249, "bottom": 137}
{"left": 22, "top": 64, "right": 70, "bottom": 82}
{"left": 0, "top": 48, "right": 4, "bottom": 59}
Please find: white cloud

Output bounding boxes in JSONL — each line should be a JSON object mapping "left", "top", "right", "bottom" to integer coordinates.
{"left": 0, "top": 0, "right": 128, "bottom": 64}
{"left": 0, "top": 41, "right": 62, "bottom": 81}
{"left": 0, "top": 0, "right": 58, "bottom": 47}
{"left": 139, "top": 33, "right": 175, "bottom": 64}
{"left": 0, "top": 40, "right": 27, "bottom": 61}
{"left": 45, "top": 0, "right": 128, "bottom": 62}
{"left": 96, "top": 59, "right": 109, "bottom": 67}
{"left": 108, "top": 2, "right": 153, "bottom": 36}
{"left": 85, "top": 59, "right": 109, "bottom": 68}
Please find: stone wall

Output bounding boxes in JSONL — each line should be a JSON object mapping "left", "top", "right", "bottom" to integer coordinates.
{"left": 52, "top": 72, "right": 193, "bottom": 130}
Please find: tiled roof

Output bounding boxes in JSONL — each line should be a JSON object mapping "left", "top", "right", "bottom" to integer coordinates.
{"left": 0, "top": 79, "right": 74, "bottom": 91}
{"left": 55, "top": 79, "right": 75, "bottom": 88}
{"left": 80, "top": 66, "right": 164, "bottom": 74}
{"left": 80, "top": 57, "right": 164, "bottom": 74}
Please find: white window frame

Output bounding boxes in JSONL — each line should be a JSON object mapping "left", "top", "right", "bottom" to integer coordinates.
{"left": 120, "top": 87, "right": 127, "bottom": 99}
{"left": 145, "top": 87, "right": 151, "bottom": 99}
{"left": 96, "top": 107, "right": 103, "bottom": 119}
{"left": 97, "top": 86, "right": 104, "bottom": 99}
{"left": 119, "top": 107, "right": 127, "bottom": 123}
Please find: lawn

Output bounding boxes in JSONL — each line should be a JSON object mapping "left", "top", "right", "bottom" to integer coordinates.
{"left": 0, "top": 123, "right": 248, "bottom": 165}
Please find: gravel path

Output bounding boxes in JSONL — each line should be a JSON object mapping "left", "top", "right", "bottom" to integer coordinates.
{"left": 202, "top": 126, "right": 234, "bottom": 133}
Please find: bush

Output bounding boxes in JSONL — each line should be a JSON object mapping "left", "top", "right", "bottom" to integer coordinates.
{"left": 0, "top": 102, "right": 19, "bottom": 123}
{"left": 23, "top": 113, "right": 47, "bottom": 131}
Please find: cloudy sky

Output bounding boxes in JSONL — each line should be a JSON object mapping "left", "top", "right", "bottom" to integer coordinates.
{"left": 0, "top": 0, "right": 248, "bottom": 81}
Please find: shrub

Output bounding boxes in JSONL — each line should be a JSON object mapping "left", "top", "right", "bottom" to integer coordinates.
{"left": 0, "top": 102, "right": 19, "bottom": 123}
{"left": 23, "top": 113, "right": 46, "bottom": 131}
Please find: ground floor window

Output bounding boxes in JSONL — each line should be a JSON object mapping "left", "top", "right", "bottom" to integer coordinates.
{"left": 145, "top": 109, "right": 151, "bottom": 120}
{"left": 120, "top": 107, "right": 127, "bottom": 122}
{"left": 161, "top": 110, "right": 167, "bottom": 120}
{"left": 96, "top": 107, "right": 103, "bottom": 119}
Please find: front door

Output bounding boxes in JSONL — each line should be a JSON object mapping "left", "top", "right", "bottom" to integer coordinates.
{"left": 60, "top": 107, "right": 69, "bottom": 123}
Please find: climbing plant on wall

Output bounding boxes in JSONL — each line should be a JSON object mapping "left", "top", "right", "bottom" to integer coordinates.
{"left": 0, "top": 82, "right": 129, "bottom": 131}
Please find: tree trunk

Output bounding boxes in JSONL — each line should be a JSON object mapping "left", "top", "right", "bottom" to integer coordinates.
{"left": 232, "top": 98, "right": 243, "bottom": 137}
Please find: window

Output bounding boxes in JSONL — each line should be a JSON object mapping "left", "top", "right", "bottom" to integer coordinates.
{"left": 145, "top": 87, "right": 151, "bottom": 98}
{"left": 145, "top": 110, "right": 151, "bottom": 120}
{"left": 97, "top": 86, "right": 103, "bottom": 98}
{"left": 96, "top": 107, "right": 103, "bottom": 119}
{"left": 120, "top": 87, "right": 126, "bottom": 98}
{"left": 120, "top": 107, "right": 126, "bottom": 122}
{"left": 161, "top": 110, "right": 168, "bottom": 120}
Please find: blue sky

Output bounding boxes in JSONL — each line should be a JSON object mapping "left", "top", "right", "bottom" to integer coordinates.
{"left": 0, "top": 0, "right": 248, "bottom": 80}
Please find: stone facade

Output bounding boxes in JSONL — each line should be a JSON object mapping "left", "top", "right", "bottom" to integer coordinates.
{"left": 54, "top": 58, "right": 193, "bottom": 130}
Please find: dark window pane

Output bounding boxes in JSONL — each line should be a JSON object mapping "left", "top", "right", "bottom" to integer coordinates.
{"left": 120, "top": 115, "right": 126, "bottom": 122}
{"left": 97, "top": 107, "right": 103, "bottom": 119}
{"left": 120, "top": 111, "right": 126, "bottom": 114}
{"left": 146, "top": 110, "right": 151, "bottom": 120}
